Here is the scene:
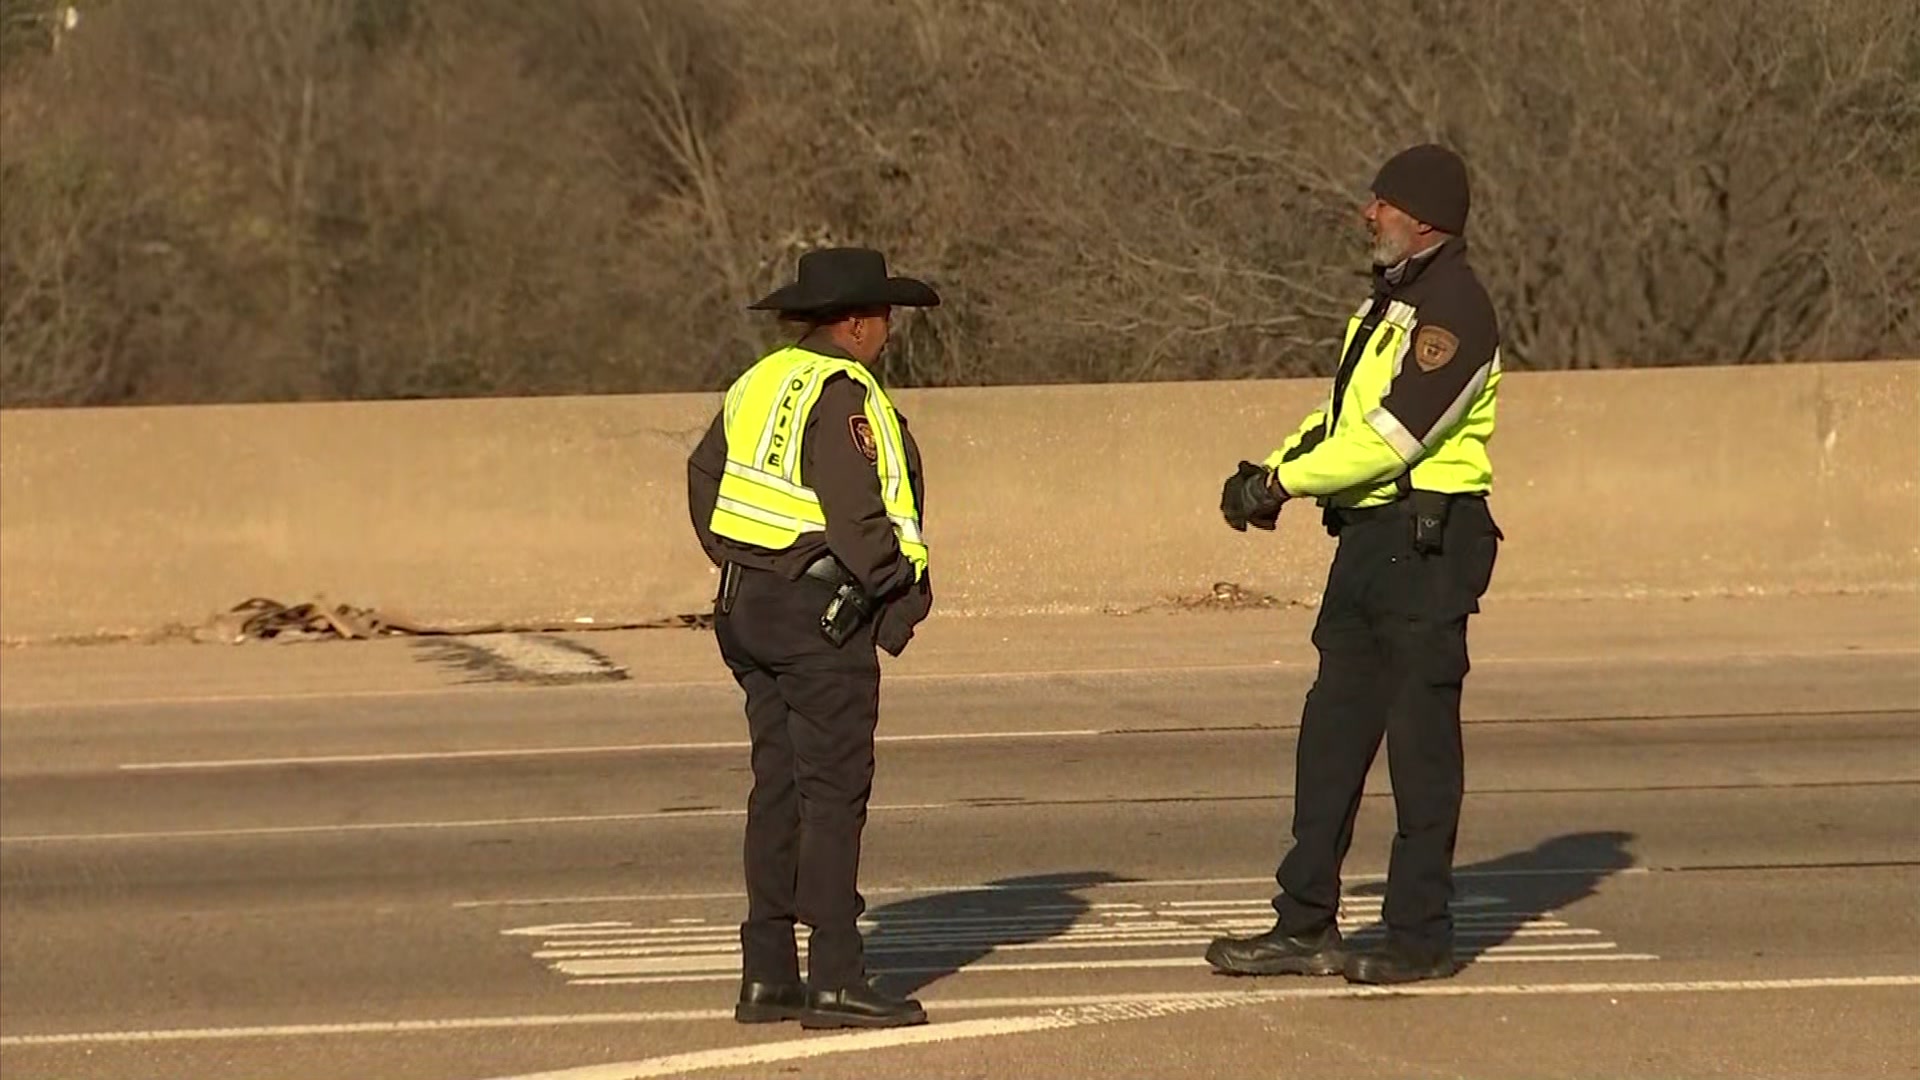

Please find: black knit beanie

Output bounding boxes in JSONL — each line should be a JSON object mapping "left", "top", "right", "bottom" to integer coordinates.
{"left": 1370, "top": 144, "right": 1470, "bottom": 234}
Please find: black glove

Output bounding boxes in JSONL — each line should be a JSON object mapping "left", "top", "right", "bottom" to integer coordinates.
{"left": 1220, "top": 460, "right": 1285, "bottom": 532}
{"left": 876, "top": 572, "right": 932, "bottom": 657}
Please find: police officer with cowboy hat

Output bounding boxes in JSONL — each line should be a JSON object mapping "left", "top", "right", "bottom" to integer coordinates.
{"left": 687, "top": 246, "right": 937, "bottom": 1028}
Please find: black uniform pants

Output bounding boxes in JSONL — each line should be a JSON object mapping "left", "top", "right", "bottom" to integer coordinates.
{"left": 1272, "top": 496, "right": 1500, "bottom": 953}
{"left": 715, "top": 566, "right": 881, "bottom": 991}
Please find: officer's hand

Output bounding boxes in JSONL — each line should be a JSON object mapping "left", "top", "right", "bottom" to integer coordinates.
{"left": 1242, "top": 466, "right": 1286, "bottom": 530}
{"left": 876, "top": 572, "right": 932, "bottom": 657}
{"left": 1220, "top": 460, "right": 1285, "bottom": 532}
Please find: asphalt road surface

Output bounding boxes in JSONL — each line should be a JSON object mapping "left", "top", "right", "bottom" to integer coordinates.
{"left": 2, "top": 597, "right": 1916, "bottom": 1079}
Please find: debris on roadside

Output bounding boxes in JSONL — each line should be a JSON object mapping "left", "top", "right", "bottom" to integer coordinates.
{"left": 191, "top": 597, "right": 713, "bottom": 644}
{"left": 1098, "top": 582, "right": 1314, "bottom": 617}
{"left": 1182, "top": 582, "right": 1294, "bottom": 610}
{"left": 191, "top": 597, "right": 439, "bottom": 644}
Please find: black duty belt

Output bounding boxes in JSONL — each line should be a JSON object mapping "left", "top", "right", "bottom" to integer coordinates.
{"left": 718, "top": 555, "right": 863, "bottom": 621}
{"left": 1329, "top": 491, "right": 1484, "bottom": 522}
{"left": 1323, "top": 491, "right": 1487, "bottom": 539}
{"left": 721, "top": 554, "right": 853, "bottom": 586}
{"left": 1328, "top": 500, "right": 1411, "bottom": 527}
{"left": 801, "top": 555, "right": 856, "bottom": 587}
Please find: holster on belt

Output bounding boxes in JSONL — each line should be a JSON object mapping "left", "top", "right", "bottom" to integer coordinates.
{"left": 806, "top": 556, "right": 876, "bottom": 646}
{"left": 1410, "top": 489, "right": 1452, "bottom": 554}
{"left": 1320, "top": 492, "right": 1454, "bottom": 548}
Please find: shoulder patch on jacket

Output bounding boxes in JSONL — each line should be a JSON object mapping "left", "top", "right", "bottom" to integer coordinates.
{"left": 849, "top": 416, "right": 879, "bottom": 462}
{"left": 1413, "top": 325, "right": 1460, "bottom": 371}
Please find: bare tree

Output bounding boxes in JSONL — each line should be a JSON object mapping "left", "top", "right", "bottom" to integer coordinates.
{"left": 3, "top": 0, "right": 1914, "bottom": 406}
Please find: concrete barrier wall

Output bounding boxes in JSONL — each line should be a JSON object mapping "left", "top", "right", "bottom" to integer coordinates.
{"left": 2, "top": 362, "right": 1915, "bottom": 641}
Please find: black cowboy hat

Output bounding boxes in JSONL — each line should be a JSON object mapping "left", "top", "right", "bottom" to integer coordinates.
{"left": 748, "top": 247, "right": 940, "bottom": 316}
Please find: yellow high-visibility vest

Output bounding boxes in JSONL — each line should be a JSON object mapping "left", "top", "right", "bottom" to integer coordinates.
{"left": 1267, "top": 296, "right": 1499, "bottom": 508}
{"left": 709, "top": 346, "right": 927, "bottom": 579}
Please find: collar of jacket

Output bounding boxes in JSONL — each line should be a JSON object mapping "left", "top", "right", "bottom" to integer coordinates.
{"left": 1370, "top": 234, "right": 1469, "bottom": 297}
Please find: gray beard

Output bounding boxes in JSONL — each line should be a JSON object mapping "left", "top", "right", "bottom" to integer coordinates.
{"left": 1377, "top": 237, "right": 1444, "bottom": 281}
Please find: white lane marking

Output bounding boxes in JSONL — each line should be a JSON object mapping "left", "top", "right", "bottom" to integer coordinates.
{"left": 0, "top": 685, "right": 523, "bottom": 712}
{"left": 453, "top": 867, "right": 1652, "bottom": 908}
{"left": 0, "top": 1010, "right": 738, "bottom": 1047}
{"left": 548, "top": 934, "right": 1616, "bottom": 975}
{"left": 565, "top": 955, "right": 736, "bottom": 976}
{"left": 0, "top": 804, "right": 945, "bottom": 845}
{"left": 567, "top": 953, "right": 1663, "bottom": 985}
{"left": 484, "top": 1016, "right": 1073, "bottom": 1080}
{"left": 525, "top": 920, "right": 1583, "bottom": 953}
{"left": 4, "top": 660, "right": 1309, "bottom": 713}
{"left": 0, "top": 811, "right": 726, "bottom": 844}
{"left": 532, "top": 928, "right": 1600, "bottom": 963}
{"left": 517, "top": 918, "right": 1578, "bottom": 948}
{"left": 117, "top": 730, "right": 1103, "bottom": 773}
{"left": 8, "top": 977, "right": 1913, "bottom": 1049}
{"left": 563, "top": 950, "right": 1660, "bottom": 983}
{"left": 519, "top": 912, "right": 1582, "bottom": 951}
{"left": 1160, "top": 894, "right": 1507, "bottom": 911}
{"left": 524, "top": 925, "right": 1591, "bottom": 956}
{"left": 15, "top": 645, "right": 1911, "bottom": 712}
{"left": 477, "top": 975, "right": 1920, "bottom": 1080}
{"left": 535, "top": 928, "right": 1603, "bottom": 963}
{"left": 512, "top": 925, "right": 732, "bottom": 940}
{"left": 511, "top": 889, "right": 1649, "bottom": 984}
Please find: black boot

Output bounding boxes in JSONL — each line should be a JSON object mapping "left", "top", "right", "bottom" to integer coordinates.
{"left": 1205, "top": 922, "right": 1346, "bottom": 977}
{"left": 1343, "top": 939, "right": 1459, "bottom": 985}
{"left": 800, "top": 978, "right": 928, "bottom": 1030}
{"left": 734, "top": 979, "right": 808, "bottom": 1024}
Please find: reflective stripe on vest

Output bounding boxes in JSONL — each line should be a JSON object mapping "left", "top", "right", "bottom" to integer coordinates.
{"left": 709, "top": 347, "right": 927, "bottom": 579}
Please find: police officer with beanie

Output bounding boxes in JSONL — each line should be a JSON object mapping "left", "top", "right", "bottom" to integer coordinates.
{"left": 686, "top": 247, "right": 937, "bottom": 1028}
{"left": 1209, "top": 144, "right": 1504, "bottom": 985}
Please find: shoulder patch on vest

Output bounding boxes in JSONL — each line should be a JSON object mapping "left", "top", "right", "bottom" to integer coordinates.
{"left": 1413, "top": 325, "right": 1459, "bottom": 371}
{"left": 849, "top": 416, "right": 879, "bottom": 462}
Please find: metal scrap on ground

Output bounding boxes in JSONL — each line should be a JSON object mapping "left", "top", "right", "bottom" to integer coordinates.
{"left": 194, "top": 598, "right": 710, "bottom": 644}
{"left": 191, "top": 597, "right": 439, "bottom": 644}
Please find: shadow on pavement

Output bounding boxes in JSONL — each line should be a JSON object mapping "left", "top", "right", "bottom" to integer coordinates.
{"left": 1347, "top": 830, "right": 1638, "bottom": 962}
{"left": 863, "top": 871, "right": 1132, "bottom": 997}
